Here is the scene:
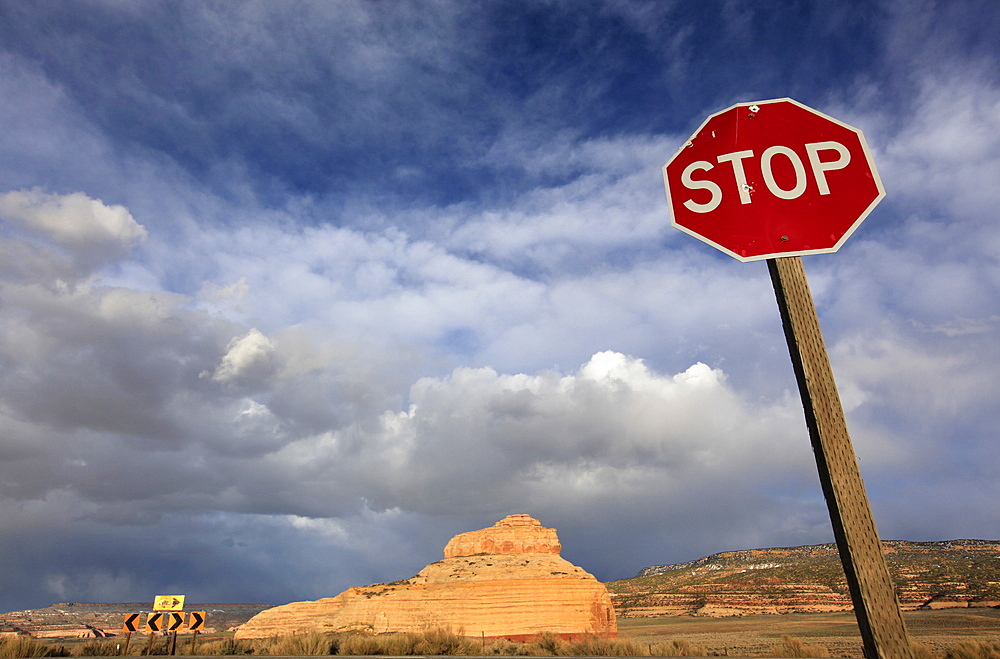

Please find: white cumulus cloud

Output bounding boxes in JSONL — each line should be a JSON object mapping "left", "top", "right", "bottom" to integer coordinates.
{"left": 211, "top": 328, "right": 277, "bottom": 384}
{"left": 0, "top": 188, "right": 146, "bottom": 252}
{"left": 0, "top": 188, "right": 148, "bottom": 283}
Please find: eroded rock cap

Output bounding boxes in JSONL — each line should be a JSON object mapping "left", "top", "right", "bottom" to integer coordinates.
{"left": 444, "top": 514, "right": 562, "bottom": 558}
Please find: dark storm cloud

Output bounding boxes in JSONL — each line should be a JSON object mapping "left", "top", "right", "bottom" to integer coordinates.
{"left": 0, "top": 0, "right": 910, "bottom": 210}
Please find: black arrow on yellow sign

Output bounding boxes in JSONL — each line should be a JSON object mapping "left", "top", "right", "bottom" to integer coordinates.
{"left": 188, "top": 611, "right": 206, "bottom": 632}
{"left": 153, "top": 595, "right": 185, "bottom": 611}
{"left": 168, "top": 612, "right": 186, "bottom": 632}
{"left": 122, "top": 612, "right": 141, "bottom": 633}
{"left": 145, "top": 612, "right": 163, "bottom": 633}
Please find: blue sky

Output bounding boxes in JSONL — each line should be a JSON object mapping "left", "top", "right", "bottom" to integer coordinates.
{"left": 1, "top": 0, "right": 998, "bottom": 612}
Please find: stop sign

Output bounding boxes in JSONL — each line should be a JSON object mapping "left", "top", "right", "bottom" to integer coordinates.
{"left": 663, "top": 98, "right": 884, "bottom": 262}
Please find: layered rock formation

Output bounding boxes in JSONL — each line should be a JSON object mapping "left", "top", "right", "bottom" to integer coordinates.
{"left": 234, "top": 515, "right": 616, "bottom": 639}
{"left": 608, "top": 540, "right": 1000, "bottom": 617}
{"left": 444, "top": 514, "right": 561, "bottom": 557}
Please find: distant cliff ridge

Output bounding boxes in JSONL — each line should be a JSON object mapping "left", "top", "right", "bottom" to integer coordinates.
{"left": 234, "top": 514, "right": 616, "bottom": 640}
{"left": 608, "top": 539, "right": 1000, "bottom": 618}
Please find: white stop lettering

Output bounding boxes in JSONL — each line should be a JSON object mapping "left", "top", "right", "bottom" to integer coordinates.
{"left": 679, "top": 141, "right": 851, "bottom": 213}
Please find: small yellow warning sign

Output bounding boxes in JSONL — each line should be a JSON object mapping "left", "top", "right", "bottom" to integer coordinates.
{"left": 153, "top": 595, "right": 186, "bottom": 611}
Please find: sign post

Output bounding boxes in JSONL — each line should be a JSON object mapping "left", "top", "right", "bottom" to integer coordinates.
{"left": 120, "top": 613, "right": 140, "bottom": 656}
{"left": 768, "top": 256, "right": 911, "bottom": 659}
{"left": 188, "top": 612, "right": 207, "bottom": 655}
{"left": 167, "top": 612, "right": 186, "bottom": 655}
{"left": 664, "top": 98, "right": 912, "bottom": 659}
{"left": 144, "top": 612, "right": 163, "bottom": 656}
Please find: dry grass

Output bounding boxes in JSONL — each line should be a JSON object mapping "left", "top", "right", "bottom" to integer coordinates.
{"left": 911, "top": 641, "right": 939, "bottom": 659}
{"left": 648, "top": 639, "right": 709, "bottom": 656}
{"left": 766, "top": 635, "right": 830, "bottom": 657}
{"left": 4, "top": 629, "right": 999, "bottom": 657}
{"left": 331, "top": 628, "right": 479, "bottom": 655}
{"left": 944, "top": 640, "right": 1000, "bottom": 659}
{"left": 244, "top": 628, "right": 675, "bottom": 656}
{"left": 255, "top": 632, "right": 339, "bottom": 656}
{"left": 197, "top": 637, "right": 253, "bottom": 655}
{"left": 70, "top": 640, "right": 118, "bottom": 656}
{"left": 335, "top": 632, "right": 383, "bottom": 655}
{"left": 559, "top": 636, "right": 647, "bottom": 656}
{"left": 402, "top": 627, "right": 479, "bottom": 655}
{"left": 0, "top": 637, "right": 67, "bottom": 658}
{"left": 500, "top": 632, "right": 696, "bottom": 656}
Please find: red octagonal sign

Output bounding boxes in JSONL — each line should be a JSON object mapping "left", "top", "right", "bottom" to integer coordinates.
{"left": 664, "top": 98, "right": 885, "bottom": 262}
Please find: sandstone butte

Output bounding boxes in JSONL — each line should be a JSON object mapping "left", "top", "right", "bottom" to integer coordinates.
{"left": 234, "top": 514, "right": 617, "bottom": 640}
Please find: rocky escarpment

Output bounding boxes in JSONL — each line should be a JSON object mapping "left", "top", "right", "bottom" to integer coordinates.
{"left": 608, "top": 540, "right": 1000, "bottom": 617}
{"left": 234, "top": 515, "right": 616, "bottom": 639}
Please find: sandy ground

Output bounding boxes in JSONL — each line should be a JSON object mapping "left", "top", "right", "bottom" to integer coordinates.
{"left": 617, "top": 608, "right": 1000, "bottom": 657}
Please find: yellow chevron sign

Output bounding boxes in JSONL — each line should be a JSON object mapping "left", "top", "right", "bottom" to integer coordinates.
{"left": 122, "top": 612, "right": 141, "bottom": 633}
{"left": 167, "top": 612, "right": 186, "bottom": 632}
{"left": 145, "top": 612, "right": 163, "bottom": 633}
{"left": 187, "top": 611, "right": 207, "bottom": 632}
{"left": 153, "top": 595, "right": 186, "bottom": 611}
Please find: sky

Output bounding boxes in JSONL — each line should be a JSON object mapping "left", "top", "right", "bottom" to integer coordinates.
{"left": 0, "top": 0, "right": 998, "bottom": 613}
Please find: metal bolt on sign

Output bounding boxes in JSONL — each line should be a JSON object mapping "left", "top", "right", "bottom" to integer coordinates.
{"left": 663, "top": 98, "right": 913, "bottom": 659}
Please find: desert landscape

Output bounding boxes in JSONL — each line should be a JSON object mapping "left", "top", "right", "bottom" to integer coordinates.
{"left": 2, "top": 604, "right": 998, "bottom": 657}
{"left": 2, "top": 525, "right": 997, "bottom": 656}
{"left": 619, "top": 608, "right": 1000, "bottom": 657}
{"left": 4, "top": 5, "right": 998, "bottom": 659}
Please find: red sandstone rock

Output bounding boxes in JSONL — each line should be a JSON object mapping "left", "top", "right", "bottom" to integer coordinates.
{"left": 444, "top": 513, "right": 561, "bottom": 558}
{"left": 234, "top": 515, "right": 616, "bottom": 640}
